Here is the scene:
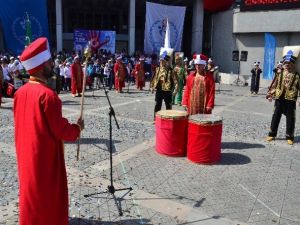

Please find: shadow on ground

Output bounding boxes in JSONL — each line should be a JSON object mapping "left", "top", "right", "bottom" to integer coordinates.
{"left": 221, "top": 142, "right": 265, "bottom": 150}
{"left": 62, "top": 100, "right": 81, "bottom": 105}
{"left": 218, "top": 89, "right": 233, "bottom": 92}
{"left": 218, "top": 153, "right": 251, "bottom": 165}
{"left": 66, "top": 138, "right": 121, "bottom": 153}
{"left": 69, "top": 218, "right": 152, "bottom": 225}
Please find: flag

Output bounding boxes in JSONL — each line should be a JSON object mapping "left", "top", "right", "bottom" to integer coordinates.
{"left": 0, "top": 0, "right": 49, "bottom": 54}
{"left": 263, "top": 33, "right": 276, "bottom": 80}
{"left": 144, "top": 2, "right": 186, "bottom": 54}
{"left": 164, "top": 18, "right": 170, "bottom": 49}
{"left": 25, "top": 12, "right": 32, "bottom": 46}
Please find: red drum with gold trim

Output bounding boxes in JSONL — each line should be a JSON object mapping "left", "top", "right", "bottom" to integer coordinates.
{"left": 155, "top": 110, "right": 188, "bottom": 156}
{"left": 187, "top": 114, "right": 222, "bottom": 163}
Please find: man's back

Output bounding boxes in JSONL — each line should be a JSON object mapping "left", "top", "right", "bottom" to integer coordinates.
{"left": 14, "top": 82, "right": 80, "bottom": 225}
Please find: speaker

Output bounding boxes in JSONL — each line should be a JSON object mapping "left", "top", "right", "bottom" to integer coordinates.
{"left": 232, "top": 50, "right": 239, "bottom": 61}
{"left": 240, "top": 51, "right": 248, "bottom": 61}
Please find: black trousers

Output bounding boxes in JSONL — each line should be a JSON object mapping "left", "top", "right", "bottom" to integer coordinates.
{"left": 154, "top": 87, "right": 172, "bottom": 119}
{"left": 64, "top": 78, "right": 71, "bottom": 91}
{"left": 269, "top": 98, "right": 296, "bottom": 140}
{"left": 108, "top": 73, "right": 114, "bottom": 90}
{"left": 250, "top": 75, "right": 260, "bottom": 93}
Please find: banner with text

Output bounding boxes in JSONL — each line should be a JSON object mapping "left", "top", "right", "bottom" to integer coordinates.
{"left": 0, "top": 0, "right": 49, "bottom": 54}
{"left": 263, "top": 33, "right": 276, "bottom": 80}
{"left": 144, "top": 2, "right": 186, "bottom": 54}
{"left": 241, "top": 0, "right": 300, "bottom": 11}
{"left": 74, "top": 30, "right": 116, "bottom": 54}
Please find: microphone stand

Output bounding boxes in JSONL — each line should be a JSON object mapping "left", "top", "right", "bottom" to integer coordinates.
{"left": 232, "top": 60, "right": 244, "bottom": 86}
{"left": 84, "top": 80, "right": 132, "bottom": 216}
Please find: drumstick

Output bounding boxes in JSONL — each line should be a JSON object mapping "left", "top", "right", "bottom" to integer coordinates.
{"left": 76, "top": 64, "right": 87, "bottom": 161}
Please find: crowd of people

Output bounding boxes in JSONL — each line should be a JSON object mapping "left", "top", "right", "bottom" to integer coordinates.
{"left": 7, "top": 37, "right": 219, "bottom": 225}
{"left": 0, "top": 47, "right": 220, "bottom": 106}
{"left": 1, "top": 36, "right": 299, "bottom": 225}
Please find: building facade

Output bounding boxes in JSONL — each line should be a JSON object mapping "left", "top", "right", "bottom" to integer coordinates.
{"left": 1, "top": 0, "right": 299, "bottom": 81}
{"left": 47, "top": 0, "right": 202, "bottom": 56}
{"left": 212, "top": 1, "right": 300, "bottom": 79}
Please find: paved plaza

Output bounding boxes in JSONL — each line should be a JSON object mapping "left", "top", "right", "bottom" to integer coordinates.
{"left": 0, "top": 82, "right": 300, "bottom": 225}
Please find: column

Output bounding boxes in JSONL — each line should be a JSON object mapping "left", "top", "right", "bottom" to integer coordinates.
{"left": 56, "top": 0, "right": 63, "bottom": 52}
{"left": 128, "top": 0, "right": 136, "bottom": 55}
{"left": 191, "top": 0, "right": 204, "bottom": 54}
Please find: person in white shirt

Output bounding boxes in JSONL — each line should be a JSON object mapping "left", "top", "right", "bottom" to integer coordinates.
{"left": 8, "top": 57, "right": 15, "bottom": 74}
{"left": 103, "top": 63, "right": 111, "bottom": 87}
{"left": 1, "top": 59, "right": 11, "bottom": 97}
{"left": 18, "top": 60, "right": 25, "bottom": 73}
{"left": 59, "top": 62, "right": 65, "bottom": 91}
{"left": 63, "top": 62, "right": 71, "bottom": 91}
{"left": 2, "top": 59, "right": 11, "bottom": 82}
{"left": 12, "top": 60, "right": 23, "bottom": 90}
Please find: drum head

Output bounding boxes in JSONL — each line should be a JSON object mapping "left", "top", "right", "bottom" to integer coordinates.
{"left": 156, "top": 110, "right": 188, "bottom": 119}
{"left": 189, "top": 114, "right": 222, "bottom": 124}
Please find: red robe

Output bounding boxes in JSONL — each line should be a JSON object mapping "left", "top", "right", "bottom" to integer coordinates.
{"left": 70, "top": 62, "right": 83, "bottom": 95}
{"left": 182, "top": 71, "right": 215, "bottom": 114}
{"left": 114, "top": 62, "right": 126, "bottom": 92}
{"left": 14, "top": 82, "right": 81, "bottom": 225}
{"left": 134, "top": 63, "right": 145, "bottom": 89}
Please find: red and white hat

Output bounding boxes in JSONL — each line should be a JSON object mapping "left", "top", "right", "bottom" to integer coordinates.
{"left": 20, "top": 37, "right": 51, "bottom": 75}
{"left": 193, "top": 54, "right": 208, "bottom": 65}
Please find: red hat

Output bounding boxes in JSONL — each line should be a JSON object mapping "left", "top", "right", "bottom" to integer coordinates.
{"left": 20, "top": 37, "right": 51, "bottom": 75}
{"left": 193, "top": 54, "right": 208, "bottom": 65}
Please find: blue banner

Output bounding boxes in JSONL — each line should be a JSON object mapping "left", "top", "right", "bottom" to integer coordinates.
{"left": 263, "top": 33, "right": 276, "bottom": 80}
{"left": 74, "top": 30, "right": 116, "bottom": 54}
{"left": 0, "top": 0, "right": 49, "bottom": 55}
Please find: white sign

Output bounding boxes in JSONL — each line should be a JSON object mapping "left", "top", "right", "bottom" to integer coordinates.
{"left": 144, "top": 2, "right": 186, "bottom": 54}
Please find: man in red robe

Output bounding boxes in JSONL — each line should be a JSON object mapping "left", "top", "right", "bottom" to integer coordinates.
{"left": 182, "top": 54, "right": 215, "bottom": 115}
{"left": 14, "top": 37, "right": 84, "bottom": 225}
{"left": 114, "top": 56, "right": 126, "bottom": 93}
{"left": 70, "top": 55, "right": 83, "bottom": 97}
{"left": 134, "top": 57, "right": 146, "bottom": 90}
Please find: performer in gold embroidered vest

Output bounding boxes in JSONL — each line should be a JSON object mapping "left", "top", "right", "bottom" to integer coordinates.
{"left": 150, "top": 49, "right": 178, "bottom": 120}
{"left": 266, "top": 46, "right": 300, "bottom": 145}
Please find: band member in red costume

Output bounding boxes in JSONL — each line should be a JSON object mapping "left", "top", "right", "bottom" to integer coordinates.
{"left": 114, "top": 56, "right": 126, "bottom": 93}
{"left": 14, "top": 37, "right": 84, "bottom": 225}
{"left": 70, "top": 55, "right": 83, "bottom": 97}
{"left": 134, "top": 57, "right": 146, "bottom": 90}
{"left": 182, "top": 54, "right": 215, "bottom": 115}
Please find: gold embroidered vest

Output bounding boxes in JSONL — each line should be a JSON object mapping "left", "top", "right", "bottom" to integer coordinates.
{"left": 274, "top": 71, "right": 300, "bottom": 101}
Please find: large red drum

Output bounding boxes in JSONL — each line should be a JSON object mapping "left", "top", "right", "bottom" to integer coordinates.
{"left": 187, "top": 114, "right": 222, "bottom": 164}
{"left": 156, "top": 110, "right": 188, "bottom": 156}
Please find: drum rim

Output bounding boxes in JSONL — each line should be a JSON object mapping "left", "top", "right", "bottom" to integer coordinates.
{"left": 189, "top": 120, "right": 222, "bottom": 125}
{"left": 188, "top": 117, "right": 222, "bottom": 125}
{"left": 156, "top": 110, "right": 188, "bottom": 119}
{"left": 188, "top": 114, "right": 222, "bottom": 125}
{"left": 156, "top": 116, "right": 188, "bottom": 120}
